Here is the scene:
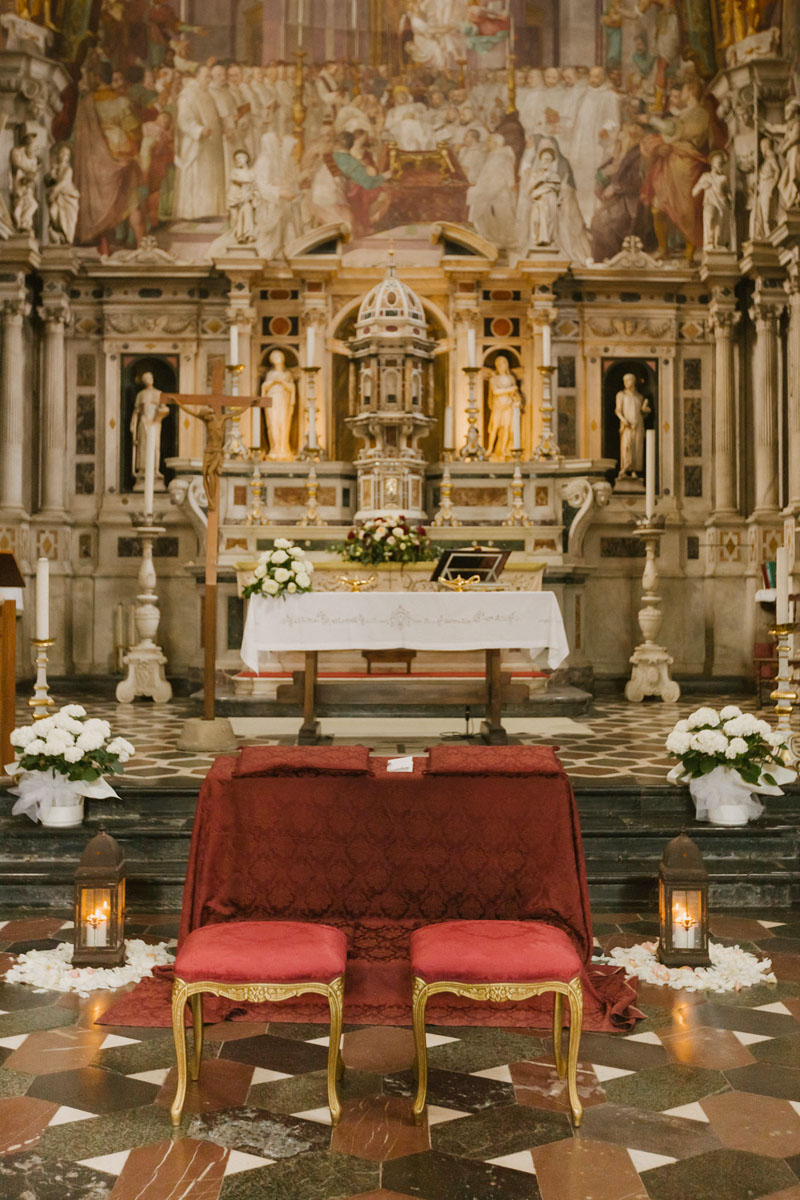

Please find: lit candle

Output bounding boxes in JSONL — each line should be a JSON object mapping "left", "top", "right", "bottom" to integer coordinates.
{"left": 513, "top": 403, "right": 521, "bottom": 452}
{"left": 306, "top": 322, "right": 315, "bottom": 367}
{"left": 467, "top": 328, "right": 476, "bottom": 368}
{"left": 541, "top": 322, "right": 551, "bottom": 367}
{"left": 86, "top": 903, "right": 109, "bottom": 947}
{"left": 776, "top": 546, "right": 789, "bottom": 623}
{"left": 443, "top": 405, "right": 453, "bottom": 449}
{"left": 308, "top": 397, "right": 318, "bottom": 449}
{"left": 143, "top": 423, "right": 156, "bottom": 520}
{"left": 645, "top": 429, "right": 655, "bottom": 520}
{"left": 230, "top": 321, "right": 239, "bottom": 367}
{"left": 35, "top": 557, "right": 49, "bottom": 641}
{"left": 297, "top": 0, "right": 304, "bottom": 46}
{"left": 251, "top": 404, "right": 261, "bottom": 450}
{"left": 671, "top": 902, "right": 695, "bottom": 950}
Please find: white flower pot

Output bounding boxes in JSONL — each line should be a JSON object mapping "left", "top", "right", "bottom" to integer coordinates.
{"left": 40, "top": 794, "right": 85, "bottom": 828}
{"left": 688, "top": 766, "right": 764, "bottom": 826}
{"left": 8, "top": 768, "right": 120, "bottom": 825}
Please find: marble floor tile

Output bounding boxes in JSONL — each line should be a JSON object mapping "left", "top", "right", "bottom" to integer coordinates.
{"left": 220, "top": 1033, "right": 329, "bottom": 1075}
{"left": 509, "top": 1058, "right": 607, "bottom": 1115}
{"left": 601, "top": 1063, "right": 729, "bottom": 1113}
{"left": 532, "top": 1137, "right": 649, "bottom": 1200}
{"left": 576, "top": 1102, "right": 721, "bottom": 1159}
{"left": 751, "top": 1033, "right": 800, "bottom": 1069}
{"left": 659, "top": 1027, "right": 756, "bottom": 1070}
{"left": 27, "top": 1066, "right": 158, "bottom": 1114}
{"left": 330, "top": 1095, "right": 430, "bottom": 1161}
{"left": 641, "top": 1148, "right": 797, "bottom": 1200}
{"left": 5, "top": 1028, "right": 109, "bottom": 1075}
{"left": 0, "top": 1152, "right": 115, "bottom": 1199}
{"left": 431, "top": 1103, "right": 571, "bottom": 1158}
{"left": 341, "top": 1026, "right": 416, "bottom": 1073}
{"left": 0, "top": 1094, "right": 59, "bottom": 1154}
{"left": 109, "top": 1137, "right": 228, "bottom": 1200}
{"left": 565, "top": 1031, "right": 667, "bottom": 1072}
{"left": 187, "top": 1105, "right": 331, "bottom": 1160}
{"left": 35, "top": 1105, "right": 173, "bottom": 1162}
{"left": 384, "top": 1066, "right": 516, "bottom": 1113}
{"left": 383, "top": 1149, "right": 541, "bottom": 1200}
{"left": 428, "top": 1029, "right": 545, "bottom": 1075}
{"left": 700, "top": 1091, "right": 800, "bottom": 1158}
{"left": 723, "top": 1062, "right": 800, "bottom": 1101}
{"left": 688, "top": 1003, "right": 799, "bottom": 1039}
{"left": 217, "top": 1150, "right": 379, "bottom": 1200}
{"left": 156, "top": 1059, "right": 255, "bottom": 1117}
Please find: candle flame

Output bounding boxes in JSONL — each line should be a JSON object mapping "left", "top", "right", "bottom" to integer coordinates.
{"left": 673, "top": 907, "right": 695, "bottom": 932}
{"left": 85, "top": 899, "right": 109, "bottom": 929}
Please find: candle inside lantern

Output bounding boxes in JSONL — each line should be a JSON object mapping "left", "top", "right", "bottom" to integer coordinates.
{"left": 229, "top": 321, "right": 239, "bottom": 367}
{"left": 443, "top": 405, "right": 453, "bottom": 450}
{"left": 776, "top": 546, "right": 789, "bottom": 624}
{"left": 645, "top": 429, "right": 655, "bottom": 520}
{"left": 671, "top": 900, "right": 696, "bottom": 949}
{"left": 306, "top": 322, "right": 315, "bottom": 367}
{"left": 36, "top": 557, "right": 49, "bottom": 641}
{"left": 143, "top": 423, "right": 156, "bottom": 520}
{"left": 85, "top": 898, "right": 109, "bottom": 947}
{"left": 467, "top": 328, "right": 476, "bottom": 368}
{"left": 541, "top": 323, "right": 551, "bottom": 367}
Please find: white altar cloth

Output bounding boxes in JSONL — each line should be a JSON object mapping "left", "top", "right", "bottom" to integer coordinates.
{"left": 240, "top": 591, "right": 569, "bottom": 671}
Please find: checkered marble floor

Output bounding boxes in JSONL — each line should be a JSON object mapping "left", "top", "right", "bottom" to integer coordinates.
{"left": 12, "top": 689, "right": 778, "bottom": 788}
{"left": 1, "top": 908, "right": 800, "bottom": 1199}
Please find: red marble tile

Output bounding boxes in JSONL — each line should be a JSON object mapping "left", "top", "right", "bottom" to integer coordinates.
{"left": 0, "top": 1096, "right": 58, "bottom": 1155}
{"left": 660, "top": 1026, "right": 756, "bottom": 1070}
{"left": 767, "top": 954, "right": 800, "bottom": 983}
{"left": 342, "top": 1027, "right": 416, "bottom": 1073}
{"left": 758, "top": 1188, "right": 800, "bottom": 1200}
{"left": 709, "top": 915, "right": 775, "bottom": 941}
{"left": 155, "top": 1059, "right": 254, "bottom": 1116}
{"left": 533, "top": 1136, "right": 649, "bottom": 1200}
{"left": 510, "top": 1058, "right": 607, "bottom": 1114}
{"left": 331, "top": 1095, "right": 430, "bottom": 1162}
{"left": 4, "top": 1027, "right": 106, "bottom": 1076}
{"left": 701, "top": 1092, "right": 800, "bottom": 1158}
{"left": 110, "top": 1137, "right": 227, "bottom": 1200}
{"left": 203, "top": 1022, "right": 269, "bottom": 1043}
{"left": 0, "top": 917, "right": 68, "bottom": 941}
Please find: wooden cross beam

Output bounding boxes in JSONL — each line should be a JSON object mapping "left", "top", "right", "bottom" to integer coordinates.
{"left": 161, "top": 360, "right": 270, "bottom": 722}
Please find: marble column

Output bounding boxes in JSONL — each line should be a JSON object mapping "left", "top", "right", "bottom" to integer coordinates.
{"left": 785, "top": 262, "right": 800, "bottom": 510}
{"left": 710, "top": 306, "right": 740, "bottom": 516}
{"left": 0, "top": 294, "right": 29, "bottom": 512}
{"left": 749, "top": 290, "right": 783, "bottom": 516}
{"left": 37, "top": 294, "right": 70, "bottom": 514}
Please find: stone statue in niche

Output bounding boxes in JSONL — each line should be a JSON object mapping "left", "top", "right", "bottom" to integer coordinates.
{"left": 749, "top": 138, "right": 780, "bottom": 239}
{"left": 45, "top": 144, "right": 79, "bottom": 244}
{"left": 526, "top": 147, "right": 561, "bottom": 248}
{"left": 766, "top": 98, "right": 800, "bottom": 214}
{"left": 131, "top": 372, "right": 170, "bottom": 490}
{"left": 10, "top": 130, "right": 39, "bottom": 234}
{"left": 615, "top": 372, "right": 650, "bottom": 478}
{"left": 227, "top": 148, "right": 258, "bottom": 244}
{"left": 484, "top": 356, "right": 523, "bottom": 460}
{"left": 692, "top": 150, "right": 731, "bottom": 249}
{"left": 261, "top": 349, "right": 298, "bottom": 460}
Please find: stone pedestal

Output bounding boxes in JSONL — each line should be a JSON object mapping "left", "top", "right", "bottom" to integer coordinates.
{"left": 116, "top": 524, "right": 173, "bottom": 704}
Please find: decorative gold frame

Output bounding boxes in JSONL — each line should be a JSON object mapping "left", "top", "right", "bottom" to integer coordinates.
{"left": 170, "top": 975, "right": 345, "bottom": 1126}
{"left": 411, "top": 974, "right": 584, "bottom": 1125}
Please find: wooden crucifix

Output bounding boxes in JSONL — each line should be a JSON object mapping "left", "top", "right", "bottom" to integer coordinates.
{"left": 161, "top": 360, "right": 268, "bottom": 722}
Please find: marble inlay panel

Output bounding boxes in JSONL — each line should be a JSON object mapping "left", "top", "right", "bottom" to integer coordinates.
{"left": 109, "top": 1137, "right": 227, "bottom": 1200}
{"left": 0, "top": 1152, "right": 114, "bottom": 1200}
{"left": 0, "top": 1095, "right": 59, "bottom": 1155}
{"left": 700, "top": 1091, "right": 800, "bottom": 1158}
{"left": 533, "top": 1137, "right": 649, "bottom": 1200}
{"left": 330, "top": 1095, "right": 430, "bottom": 1161}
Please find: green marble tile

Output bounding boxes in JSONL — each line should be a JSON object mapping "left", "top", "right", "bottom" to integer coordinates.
{"left": 432, "top": 1103, "right": 570, "bottom": 1159}
{"left": 428, "top": 1030, "right": 545, "bottom": 1074}
{"left": 248, "top": 1069, "right": 381, "bottom": 1115}
{"left": 752, "top": 1032, "right": 800, "bottom": 1069}
{"left": 643, "top": 1148, "right": 796, "bottom": 1200}
{"left": 0, "top": 1067, "right": 36, "bottom": 1098}
{"left": 35, "top": 1104, "right": 178, "bottom": 1160}
{"left": 603, "top": 1064, "right": 729, "bottom": 1113}
{"left": 92, "top": 1035, "right": 187, "bottom": 1076}
{"left": 385, "top": 1149, "right": 541, "bottom": 1200}
{"left": 219, "top": 1151, "right": 378, "bottom": 1200}
{"left": 0, "top": 1152, "right": 114, "bottom": 1199}
{"left": 0, "top": 1006, "right": 75, "bottom": 1036}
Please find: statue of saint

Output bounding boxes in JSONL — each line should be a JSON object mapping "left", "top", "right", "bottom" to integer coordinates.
{"left": 227, "top": 148, "right": 258, "bottom": 244}
{"left": 485, "top": 356, "right": 523, "bottom": 460}
{"left": 615, "top": 372, "right": 650, "bottom": 478}
{"left": 131, "top": 372, "right": 169, "bottom": 487}
{"left": 691, "top": 150, "right": 731, "bottom": 249}
{"left": 526, "top": 147, "right": 561, "bottom": 248}
{"left": 261, "top": 349, "right": 298, "bottom": 460}
{"left": 11, "top": 131, "right": 39, "bottom": 234}
{"left": 45, "top": 143, "right": 79, "bottom": 244}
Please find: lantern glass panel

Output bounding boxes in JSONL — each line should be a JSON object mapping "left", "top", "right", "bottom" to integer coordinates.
{"left": 79, "top": 887, "right": 113, "bottom": 948}
{"left": 669, "top": 888, "right": 704, "bottom": 951}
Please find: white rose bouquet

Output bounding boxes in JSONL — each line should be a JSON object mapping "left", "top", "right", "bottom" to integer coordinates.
{"left": 339, "top": 515, "right": 437, "bottom": 565}
{"left": 242, "top": 537, "right": 313, "bottom": 600}
{"left": 665, "top": 705, "right": 796, "bottom": 825}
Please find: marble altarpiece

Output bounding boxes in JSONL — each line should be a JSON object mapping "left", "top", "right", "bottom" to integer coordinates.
{"left": 0, "top": 0, "right": 798, "bottom": 693}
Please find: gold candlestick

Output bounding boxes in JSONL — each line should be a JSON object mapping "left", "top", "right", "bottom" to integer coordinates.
{"left": 502, "top": 455, "right": 531, "bottom": 526}
{"left": 432, "top": 458, "right": 461, "bottom": 526}
{"left": 459, "top": 365, "right": 486, "bottom": 461}
{"left": 244, "top": 460, "right": 266, "bottom": 525}
{"left": 298, "top": 464, "right": 327, "bottom": 526}
{"left": 298, "top": 365, "right": 325, "bottom": 460}
{"left": 769, "top": 623, "right": 797, "bottom": 734}
{"left": 534, "top": 364, "right": 560, "bottom": 461}
{"left": 29, "top": 637, "right": 55, "bottom": 719}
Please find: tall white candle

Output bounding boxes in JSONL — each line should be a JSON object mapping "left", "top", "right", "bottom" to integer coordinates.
{"left": 308, "top": 398, "right": 318, "bottom": 449}
{"left": 443, "top": 405, "right": 453, "bottom": 449}
{"left": 297, "top": 0, "right": 304, "bottom": 45}
{"left": 776, "top": 546, "right": 789, "bottom": 623}
{"left": 35, "top": 557, "right": 49, "bottom": 641}
{"left": 306, "top": 322, "right": 315, "bottom": 367}
{"left": 513, "top": 404, "right": 521, "bottom": 451}
{"left": 251, "top": 404, "right": 261, "bottom": 449}
{"left": 541, "top": 323, "right": 551, "bottom": 366}
{"left": 230, "top": 321, "right": 239, "bottom": 366}
{"left": 645, "top": 429, "right": 655, "bottom": 520}
{"left": 143, "top": 423, "right": 156, "bottom": 519}
{"left": 467, "top": 328, "right": 476, "bottom": 368}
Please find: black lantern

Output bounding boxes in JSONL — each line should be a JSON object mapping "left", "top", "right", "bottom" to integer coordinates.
{"left": 73, "top": 828, "right": 126, "bottom": 967}
{"left": 657, "top": 832, "right": 711, "bottom": 968}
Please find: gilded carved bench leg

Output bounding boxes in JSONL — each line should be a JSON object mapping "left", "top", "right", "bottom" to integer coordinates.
{"left": 566, "top": 976, "right": 584, "bottom": 1126}
{"left": 552, "top": 990, "right": 566, "bottom": 1078}
{"left": 170, "top": 979, "right": 190, "bottom": 1127}
{"left": 411, "top": 977, "right": 429, "bottom": 1123}
{"left": 190, "top": 992, "right": 204, "bottom": 1082}
{"left": 326, "top": 976, "right": 345, "bottom": 1125}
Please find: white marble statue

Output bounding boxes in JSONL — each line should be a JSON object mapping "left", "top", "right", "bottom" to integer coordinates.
{"left": 749, "top": 138, "right": 780, "bottom": 240}
{"left": 131, "top": 372, "right": 169, "bottom": 486}
{"left": 766, "top": 97, "right": 800, "bottom": 214}
{"left": 227, "top": 148, "right": 258, "bottom": 243}
{"left": 45, "top": 144, "right": 80, "bottom": 245}
{"left": 261, "top": 349, "right": 298, "bottom": 460}
{"left": 615, "top": 372, "right": 650, "bottom": 478}
{"left": 691, "top": 150, "right": 731, "bottom": 249}
{"left": 484, "top": 356, "right": 523, "bottom": 460}
{"left": 10, "top": 131, "right": 39, "bottom": 234}
{"left": 526, "top": 147, "right": 561, "bottom": 248}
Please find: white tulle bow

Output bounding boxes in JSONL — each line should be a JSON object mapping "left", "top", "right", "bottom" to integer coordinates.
{"left": 4, "top": 766, "right": 119, "bottom": 823}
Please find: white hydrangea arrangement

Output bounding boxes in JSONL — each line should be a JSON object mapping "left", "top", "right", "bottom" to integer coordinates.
{"left": 339, "top": 515, "right": 437, "bottom": 565}
{"left": 7, "top": 705, "right": 135, "bottom": 783}
{"left": 665, "top": 705, "right": 787, "bottom": 787}
{"left": 242, "top": 537, "right": 313, "bottom": 600}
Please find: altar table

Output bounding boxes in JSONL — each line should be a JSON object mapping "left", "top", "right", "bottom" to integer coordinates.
{"left": 240, "top": 591, "right": 570, "bottom": 744}
{"left": 168, "top": 746, "right": 638, "bottom": 1032}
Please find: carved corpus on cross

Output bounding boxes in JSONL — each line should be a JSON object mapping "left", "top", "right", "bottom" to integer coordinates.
{"left": 161, "top": 360, "right": 269, "bottom": 722}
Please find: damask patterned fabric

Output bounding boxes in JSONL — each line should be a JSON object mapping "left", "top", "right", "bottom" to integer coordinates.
{"left": 173, "top": 920, "right": 348, "bottom": 984}
{"left": 411, "top": 920, "right": 584, "bottom": 983}
{"left": 424, "top": 744, "right": 563, "bottom": 775}
{"left": 234, "top": 745, "right": 374, "bottom": 777}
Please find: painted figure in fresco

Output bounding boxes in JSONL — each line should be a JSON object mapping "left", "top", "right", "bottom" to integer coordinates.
{"left": 766, "top": 98, "right": 800, "bottom": 214}
{"left": 131, "top": 372, "right": 169, "bottom": 486}
{"left": 45, "top": 143, "right": 80, "bottom": 244}
{"left": 749, "top": 138, "right": 780, "bottom": 239}
{"left": 636, "top": 0, "right": 680, "bottom": 112}
{"left": 254, "top": 129, "right": 300, "bottom": 260}
{"left": 615, "top": 373, "right": 650, "bottom": 478}
{"left": 10, "top": 131, "right": 39, "bottom": 234}
{"left": 485, "top": 356, "right": 523, "bottom": 460}
{"left": 262, "top": 350, "right": 298, "bottom": 461}
{"left": 692, "top": 150, "right": 731, "bottom": 249}
{"left": 526, "top": 147, "right": 561, "bottom": 247}
{"left": 227, "top": 149, "right": 258, "bottom": 243}
{"left": 173, "top": 65, "right": 226, "bottom": 220}
{"left": 570, "top": 67, "right": 622, "bottom": 226}
{"left": 590, "top": 123, "right": 650, "bottom": 261}
{"left": 468, "top": 133, "right": 517, "bottom": 250}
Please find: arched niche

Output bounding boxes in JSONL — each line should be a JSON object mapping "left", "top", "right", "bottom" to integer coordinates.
{"left": 120, "top": 354, "right": 178, "bottom": 494}
{"left": 601, "top": 357, "right": 658, "bottom": 479}
{"left": 257, "top": 344, "right": 301, "bottom": 459}
{"left": 481, "top": 346, "right": 525, "bottom": 460}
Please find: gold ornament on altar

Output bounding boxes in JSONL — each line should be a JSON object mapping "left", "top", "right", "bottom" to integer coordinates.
{"left": 338, "top": 575, "right": 377, "bottom": 592}
{"left": 439, "top": 574, "right": 481, "bottom": 591}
